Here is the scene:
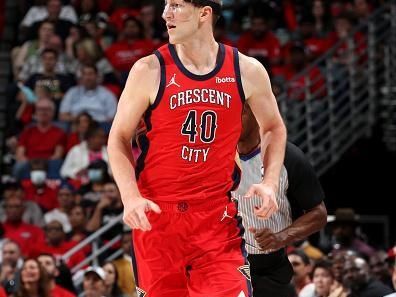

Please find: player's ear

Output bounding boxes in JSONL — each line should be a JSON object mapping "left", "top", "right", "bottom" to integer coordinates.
{"left": 200, "top": 6, "right": 212, "bottom": 21}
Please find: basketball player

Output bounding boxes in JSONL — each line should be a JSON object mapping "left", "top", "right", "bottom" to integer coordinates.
{"left": 234, "top": 104, "right": 327, "bottom": 297}
{"left": 108, "top": 0, "right": 287, "bottom": 296}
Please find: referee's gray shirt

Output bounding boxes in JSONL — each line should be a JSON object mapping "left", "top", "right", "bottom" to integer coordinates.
{"left": 232, "top": 142, "right": 325, "bottom": 255}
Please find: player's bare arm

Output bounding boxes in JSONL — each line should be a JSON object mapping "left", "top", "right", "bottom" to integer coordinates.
{"left": 239, "top": 53, "right": 287, "bottom": 219}
{"left": 108, "top": 55, "right": 162, "bottom": 231}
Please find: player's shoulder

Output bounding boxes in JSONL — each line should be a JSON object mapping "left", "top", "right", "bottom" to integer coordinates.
{"left": 131, "top": 54, "right": 160, "bottom": 76}
{"left": 237, "top": 51, "right": 269, "bottom": 76}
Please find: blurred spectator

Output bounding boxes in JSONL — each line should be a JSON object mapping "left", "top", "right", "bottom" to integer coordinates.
{"left": 237, "top": 14, "right": 282, "bottom": 66}
{"left": 343, "top": 255, "right": 393, "bottom": 297}
{"left": 44, "top": 182, "right": 77, "bottom": 233}
{"left": 288, "top": 249, "right": 313, "bottom": 296}
{"left": 138, "top": 1, "right": 165, "bottom": 42}
{"left": 0, "top": 183, "right": 44, "bottom": 226}
{"left": 102, "top": 262, "right": 129, "bottom": 297}
{"left": 86, "top": 181, "right": 123, "bottom": 233}
{"left": 23, "top": 48, "right": 75, "bottom": 103}
{"left": 18, "top": 34, "right": 77, "bottom": 83}
{"left": 66, "top": 112, "right": 95, "bottom": 152}
{"left": 20, "top": 0, "right": 77, "bottom": 28}
{"left": 0, "top": 287, "right": 5, "bottom": 297}
{"left": 28, "top": 0, "right": 76, "bottom": 41}
{"left": 105, "top": 16, "right": 155, "bottom": 82}
{"left": 38, "top": 253, "right": 76, "bottom": 297}
{"left": 81, "top": 266, "right": 107, "bottom": 297}
{"left": 29, "top": 219, "right": 85, "bottom": 269}
{"left": 14, "top": 98, "right": 66, "bottom": 180}
{"left": 329, "top": 208, "right": 376, "bottom": 259}
{"left": 67, "top": 204, "right": 89, "bottom": 244}
{"left": 13, "top": 258, "right": 51, "bottom": 297}
{"left": 59, "top": 64, "right": 117, "bottom": 124}
{"left": 12, "top": 20, "right": 55, "bottom": 77}
{"left": 279, "top": 43, "right": 326, "bottom": 101}
{"left": 302, "top": 260, "right": 348, "bottom": 297}
{"left": 369, "top": 250, "right": 394, "bottom": 288}
{"left": 354, "top": 0, "right": 373, "bottom": 23}
{"left": 2, "top": 194, "right": 45, "bottom": 257}
{"left": 86, "top": 181, "right": 123, "bottom": 258}
{"left": 297, "top": 14, "right": 330, "bottom": 60}
{"left": 311, "top": 0, "right": 333, "bottom": 37}
{"left": 61, "top": 126, "right": 109, "bottom": 181}
{"left": 72, "top": 38, "right": 118, "bottom": 87}
{"left": 21, "top": 159, "right": 59, "bottom": 212}
{"left": 79, "top": 13, "right": 114, "bottom": 52}
{"left": 329, "top": 12, "right": 366, "bottom": 66}
{"left": 108, "top": 1, "right": 140, "bottom": 31}
{"left": 15, "top": 82, "right": 52, "bottom": 127}
{"left": 0, "top": 240, "right": 23, "bottom": 296}
{"left": 112, "top": 232, "right": 137, "bottom": 297}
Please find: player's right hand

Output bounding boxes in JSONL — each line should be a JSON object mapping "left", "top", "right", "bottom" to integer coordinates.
{"left": 123, "top": 197, "right": 161, "bottom": 231}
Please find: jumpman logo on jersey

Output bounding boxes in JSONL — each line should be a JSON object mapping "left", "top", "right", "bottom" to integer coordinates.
{"left": 221, "top": 206, "right": 233, "bottom": 221}
{"left": 166, "top": 73, "right": 181, "bottom": 88}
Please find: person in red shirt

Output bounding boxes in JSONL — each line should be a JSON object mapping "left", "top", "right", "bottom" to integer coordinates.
{"left": 38, "top": 253, "right": 76, "bottom": 297}
{"left": 66, "top": 112, "right": 95, "bottom": 152}
{"left": 0, "top": 286, "right": 6, "bottom": 297}
{"left": 2, "top": 195, "right": 45, "bottom": 257}
{"left": 105, "top": 16, "right": 155, "bottom": 82}
{"left": 21, "top": 159, "right": 59, "bottom": 212}
{"left": 14, "top": 97, "right": 66, "bottom": 180}
{"left": 30, "top": 219, "right": 86, "bottom": 270}
{"left": 238, "top": 14, "right": 282, "bottom": 66}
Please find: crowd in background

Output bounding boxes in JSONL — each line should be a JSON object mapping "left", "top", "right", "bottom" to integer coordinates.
{"left": 0, "top": 0, "right": 395, "bottom": 296}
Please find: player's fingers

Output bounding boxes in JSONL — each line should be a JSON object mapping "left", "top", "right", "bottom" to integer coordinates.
{"left": 243, "top": 185, "right": 257, "bottom": 198}
{"left": 147, "top": 201, "right": 162, "bottom": 214}
{"left": 123, "top": 213, "right": 138, "bottom": 229}
{"left": 136, "top": 211, "right": 152, "bottom": 231}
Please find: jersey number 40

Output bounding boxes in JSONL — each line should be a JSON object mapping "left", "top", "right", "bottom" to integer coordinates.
{"left": 181, "top": 110, "right": 218, "bottom": 143}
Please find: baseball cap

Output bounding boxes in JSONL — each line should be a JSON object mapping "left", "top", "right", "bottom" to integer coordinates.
{"left": 84, "top": 266, "right": 106, "bottom": 280}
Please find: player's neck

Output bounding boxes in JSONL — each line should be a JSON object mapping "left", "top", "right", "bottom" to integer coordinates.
{"left": 174, "top": 36, "right": 218, "bottom": 74}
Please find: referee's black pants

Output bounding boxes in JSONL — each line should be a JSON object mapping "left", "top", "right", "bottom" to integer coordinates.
{"left": 248, "top": 249, "right": 296, "bottom": 297}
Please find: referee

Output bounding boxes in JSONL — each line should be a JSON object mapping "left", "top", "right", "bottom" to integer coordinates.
{"left": 233, "top": 104, "right": 328, "bottom": 297}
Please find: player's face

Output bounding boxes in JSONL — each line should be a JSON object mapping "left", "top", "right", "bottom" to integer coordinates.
{"left": 162, "top": 0, "right": 200, "bottom": 44}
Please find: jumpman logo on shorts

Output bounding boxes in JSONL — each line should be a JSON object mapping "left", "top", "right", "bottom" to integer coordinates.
{"left": 166, "top": 73, "right": 181, "bottom": 88}
{"left": 221, "top": 206, "right": 232, "bottom": 221}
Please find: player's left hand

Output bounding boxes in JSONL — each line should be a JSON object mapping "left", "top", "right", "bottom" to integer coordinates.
{"left": 249, "top": 227, "right": 285, "bottom": 251}
{"left": 244, "top": 183, "right": 278, "bottom": 219}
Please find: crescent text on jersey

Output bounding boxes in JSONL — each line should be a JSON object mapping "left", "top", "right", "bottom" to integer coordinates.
{"left": 169, "top": 88, "right": 232, "bottom": 110}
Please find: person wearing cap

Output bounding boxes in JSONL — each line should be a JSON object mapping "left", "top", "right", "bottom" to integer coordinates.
{"left": 108, "top": 0, "right": 287, "bottom": 296}
{"left": 329, "top": 208, "right": 376, "bottom": 259}
{"left": 82, "top": 266, "right": 107, "bottom": 297}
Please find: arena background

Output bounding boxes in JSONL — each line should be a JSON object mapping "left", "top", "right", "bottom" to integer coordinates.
{"left": 0, "top": 0, "right": 395, "bottom": 296}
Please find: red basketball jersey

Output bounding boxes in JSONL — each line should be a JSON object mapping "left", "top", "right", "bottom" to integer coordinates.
{"left": 136, "top": 43, "right": 245, "bottom": 202}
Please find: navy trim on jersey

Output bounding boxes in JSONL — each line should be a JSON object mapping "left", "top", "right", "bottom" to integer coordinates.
{"left": 239, "top": 147, "right": 261, "bottom": 161}
{"left": 130, "top": 231, "right": 140, "bottom": 286}
{"left": 135, "top": 109, "right": 152, "bottom": 180}
{"left": 151, "top": 50, "right": 166, "bottom": 109}
{"left": 233, "top": 48, "right": 246, "bottom": 103}
{"left": 229, "top": 162, "right": 242, "bottom": 192}
{"left": 168, "top": 43, "right": 225, "bottom": 81}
